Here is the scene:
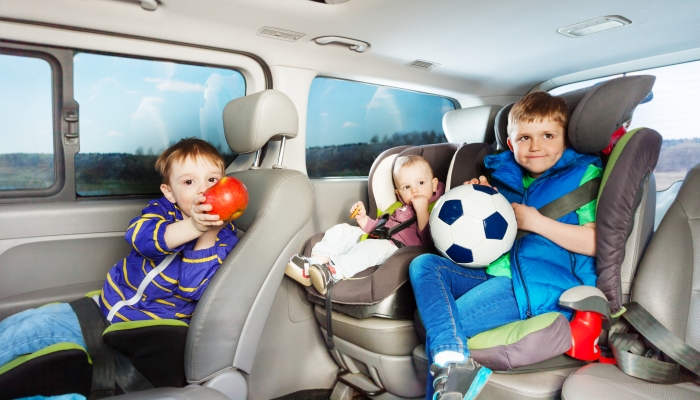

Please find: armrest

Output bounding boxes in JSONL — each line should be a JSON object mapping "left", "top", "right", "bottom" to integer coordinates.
{"left": 559, "top": 286, "right": 612, "bottom": 330}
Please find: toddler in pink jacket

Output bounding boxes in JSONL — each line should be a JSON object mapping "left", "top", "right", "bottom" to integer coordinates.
{"left": 286, "top": 154, "right": 444, "bottom": 294}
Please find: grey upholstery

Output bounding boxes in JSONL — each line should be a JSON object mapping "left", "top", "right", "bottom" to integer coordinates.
{"left": 111, "top": 387, "right": 231, "bottom": 400}
{"left": 314, "top": 305, "right": 420, "bottom": 356}
{"left": 442, "top": 105, "right": 500, "bottom": 145}
{"left": 181, "top": 90, "right": 314, "bottom": 386}
{"left": 562, "top": 164, "right": 700, "bottom": 398}
{"left": 562, "top": 364, "right": 700, "bottom": 400}
{"left": 223, "top": 89, "right": 299, "bottom": 154}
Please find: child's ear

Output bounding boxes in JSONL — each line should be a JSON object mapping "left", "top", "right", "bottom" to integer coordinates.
{"left": 432, "top": 177, "right": 439, "bottom": 192}
{"left": 507, "top": 137, "right": 514, "bottom": 152}
{"left": 161, "top": 183, "right": 176, "bottom": 204}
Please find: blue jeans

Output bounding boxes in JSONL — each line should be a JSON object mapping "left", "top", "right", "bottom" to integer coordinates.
{"left": 0, "top": 303, "right": 86, "bottom": 367}
{"left": 409, "top": 254, "right": 521, "bottom": 398}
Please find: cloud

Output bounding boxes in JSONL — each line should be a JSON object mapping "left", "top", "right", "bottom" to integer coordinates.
{"left": 144, "top": 77, "right": 205, "bottom": 92}
{"left": 342, "top": 122, "right": 359, "bottom": 128}
{"left": 107, "top": 130, "right": 123, "bottom": 137}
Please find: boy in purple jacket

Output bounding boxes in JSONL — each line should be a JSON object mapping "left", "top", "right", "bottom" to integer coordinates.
{"left": 286, "top": 154, "right": 444, "bottom": 294}
{"left": 0, "top": 138, "right": 239, "bottom": 367}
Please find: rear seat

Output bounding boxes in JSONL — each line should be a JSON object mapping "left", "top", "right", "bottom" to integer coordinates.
{"left": 307, "top": 106, "right": 500, "bottom": 398}
{"left": 412, "top": 75, "right": 661, "bottom": 399}
{"left": 561, "top": 163, "right": 700, "bottom": 399}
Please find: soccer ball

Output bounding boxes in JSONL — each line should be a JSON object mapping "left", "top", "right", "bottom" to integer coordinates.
{"left": 430, "top": 184, "right": 517, "bottom": 268}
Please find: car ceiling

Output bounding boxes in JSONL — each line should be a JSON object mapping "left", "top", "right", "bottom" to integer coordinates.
{"left": 2, "top": 0, "right": 700, "bottom": 103}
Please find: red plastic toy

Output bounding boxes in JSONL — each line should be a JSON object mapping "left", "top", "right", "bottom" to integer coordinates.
{"left": 566, "top": 311, "right": 603, "bottom": 361}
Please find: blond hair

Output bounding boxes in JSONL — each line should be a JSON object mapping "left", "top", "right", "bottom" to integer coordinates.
{"left": 508, "top": 92, "right": 569, "bottom": 136}
{"left": 155, "top": 137, "right": 225, "bottom": 184}
{"left": 393, "top": 154, "right": 434, "bottom": 187}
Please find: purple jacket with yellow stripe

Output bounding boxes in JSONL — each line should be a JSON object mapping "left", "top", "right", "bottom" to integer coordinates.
{"left": 99, "top": 197, "right": 239, "bottom": 324}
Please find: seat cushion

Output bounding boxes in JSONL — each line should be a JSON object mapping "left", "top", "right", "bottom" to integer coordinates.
{"left": 469, "top": 313, "right": 572, "bottom": 371}
{"left": 562, "top": 364, "right": 700, "bottom": 400}
{"left": 314, "top": 305, "right": 420, "bottom": 356}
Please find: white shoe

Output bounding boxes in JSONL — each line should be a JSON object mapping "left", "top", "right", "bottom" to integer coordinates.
{"left": 285, "top": 255, "right": 311, "bottom": 286}
{"left": 309, "top": 263, "right": 342, "bottom": 295}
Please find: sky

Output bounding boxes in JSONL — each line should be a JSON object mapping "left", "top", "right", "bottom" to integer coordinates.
{"left": 549, "top": 60, "right": 700, "bottom": 140}
{"left": 306, "top": 77, "right": 455, "bottom": 148}
{"left": 3, "top": 53, "right": 700, "bottom": 155}
{"left": 0, "top": 52, "right": 245, "bottom": 154}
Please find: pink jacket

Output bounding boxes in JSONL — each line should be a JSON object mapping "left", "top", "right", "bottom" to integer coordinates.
{"left": 362, "top": 182, "right": 445, "bottom": 247}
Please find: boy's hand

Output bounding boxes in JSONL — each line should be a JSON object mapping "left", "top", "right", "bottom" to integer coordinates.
{"left": 511, "top": 203, "right": 542, "bottom": 232}
{"left": 464, "top": 175, "right": 497, "bottom": 191}
{"left": 190, "top": 195, "right": 224, "bottom": 232}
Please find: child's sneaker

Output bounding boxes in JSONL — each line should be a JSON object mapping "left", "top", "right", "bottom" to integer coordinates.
{"left": 285, "top": 255, "right": 311, "bottom": 286}
{"left": 431, "top": 358, "right": 492, "bottom": 400}
{"left": 309, "top": 263, "right": 342, "bottom": 295}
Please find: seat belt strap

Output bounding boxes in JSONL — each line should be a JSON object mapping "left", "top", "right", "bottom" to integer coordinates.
{"left": 69, "top": 297, "right": 115, "bottom": 400}
{"left": 516, "top": 177, "right": 601, "bottom": 240}
{"left": 107, "top": 253, "right": 177, "bottom": 322}
{"left": 611, "top": 302, "right": 700, "bottom": 383}
{"left": 325, "top": 281, "right": 335, "bottom": 350}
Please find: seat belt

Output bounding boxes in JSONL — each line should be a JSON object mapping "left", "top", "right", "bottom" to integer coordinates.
{"left": 516, "top": 177, "right": 601, "bottom": 240}
{"left": 367, "top": 214, "right": 417, "bottom": 248}
{"left": 610, "top": 302, "right": 700, "bottom": 384}
{"left": 69, "top": 297, "right": 116, "bottom": 399}
{"left": 107, "top": 253, "right": 177, "bottom": 322}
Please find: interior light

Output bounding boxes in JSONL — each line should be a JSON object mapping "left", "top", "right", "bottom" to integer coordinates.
{"left": 558, "top": 16, "right": 631, "bottom": 38}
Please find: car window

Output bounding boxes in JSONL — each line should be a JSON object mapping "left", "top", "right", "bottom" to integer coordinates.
{"left": 550, "top": 59, "right": 700, "bottom": 191}
{"left": 73, "top": 52, "right": 245, "bottom": 196}
{"left": 306, "top": 77, "right": 455, "bottom": 178}
{"left": 0, "top": 53, "right": 54, "bottom": 191}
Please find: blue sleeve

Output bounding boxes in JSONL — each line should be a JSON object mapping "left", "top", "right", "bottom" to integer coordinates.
{"left": 125, "top": 199, "right": 184, "bottom": 260}
{"left": 175, "top": 222, "right": 239, "bottom": 301}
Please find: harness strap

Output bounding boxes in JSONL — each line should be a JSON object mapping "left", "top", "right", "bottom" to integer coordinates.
{"left": 69, "top": 297, "right": 115, "bottom": 400}
{"left": 516, "top": 177, "right": 601, "bottom": 240}
{"left": 107, "top": 253, "right": 177, "bottom": 322}
{"left": 611, "top": 302, "right": 700, "bottom": 384}
{"left": 325, "top": 280, "right": 335, "bottom": 350}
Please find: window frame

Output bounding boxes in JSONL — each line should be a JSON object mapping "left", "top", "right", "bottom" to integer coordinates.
{"left": 0, "top": 43, "right": 68, "bottom": 201}
{"left": 0, "top": 35, "right": 267, "bottom": 204}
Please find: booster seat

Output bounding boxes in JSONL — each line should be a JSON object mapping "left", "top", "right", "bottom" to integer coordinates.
{"left": 411, "top": 75, "right": 663, "bottom": 399}
{"left": 0, "top": 89, "right": 314, "bottom": 400}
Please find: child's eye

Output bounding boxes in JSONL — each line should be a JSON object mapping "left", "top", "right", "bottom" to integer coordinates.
{"left": 518, "top": 136, "right": 529, "bottom": 141}
{"left": 208, "top": 177, "right": 219, "bottom": 183}
{"left": 545, "top": 133, "right": 554, "bottom": 139}
{"left": 184, "top": 180, "right": 193, "bottom": 185}
{"left": 403, "top": 186, "right": 410, "bottom": 190}
{"left": 419, "top": 181, "right": 424, "bottom": 185}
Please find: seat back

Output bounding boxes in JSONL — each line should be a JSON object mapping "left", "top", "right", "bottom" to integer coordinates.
{"left": 493, "top": 76, "right": 661, "bottom": 314}
{"left": 184, "top": 90, "right": 314, "bottom": 383}
{"left": 630, "top": 163, "right": 700, "bottom": 346}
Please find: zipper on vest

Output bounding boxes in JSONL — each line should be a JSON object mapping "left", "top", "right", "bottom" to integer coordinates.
{"left": 512, "top": 241, "right": 533, "bottom": 318}
{"left": 569, "top": 253, "right": 584, "bottom": 285}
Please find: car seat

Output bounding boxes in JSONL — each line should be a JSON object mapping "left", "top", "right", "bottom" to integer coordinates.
{"left": 305, "top": 106, "right": 500, "bottom": 399}
{"left": 0, "top": 89, "right": 314, "bottom": 400}
{"left": 560, "top": 163, "right": 700, "bottom": 399}
{"left": 411, "top": 75, "right": 662, "bottom": 400}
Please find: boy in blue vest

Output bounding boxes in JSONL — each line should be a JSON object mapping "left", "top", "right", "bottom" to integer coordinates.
{"left": 409, "top": 92, "right": 602, "bottom": 400}
{"left": 0, "top": 138, "right": 239, "bottom": 367}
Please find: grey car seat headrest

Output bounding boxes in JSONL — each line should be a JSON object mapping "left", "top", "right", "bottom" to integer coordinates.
{"left": 494, "top": 75, "right": 656, "bottom": 154}
{"left": 223, "top": 89, "right": 299, "bottom": 154}
{"left": 443, "top": 105, "right": 500, "bottom": 145}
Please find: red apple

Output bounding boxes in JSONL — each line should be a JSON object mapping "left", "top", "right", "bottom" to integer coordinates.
{"left": 203, "top": 176, "right": 249, "bottom": 221}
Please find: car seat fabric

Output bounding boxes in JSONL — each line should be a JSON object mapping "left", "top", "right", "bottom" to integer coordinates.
{"left": 185, "top": 90, "right": 313, "bottom": 382}
{"left": 409, "top": 76, "right": 660, "bottom": 387}
{"left": 562, "top": 163, "right": 700, "bottom": 399}
{"left": 303, "top": 143, "right": 458, "bottom": 319}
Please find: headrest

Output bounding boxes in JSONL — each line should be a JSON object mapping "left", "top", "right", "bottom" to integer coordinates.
{"left": 494, "top": 103, "right": 513, "bottom": 151}
{"left": 493, "top": 75, "right": 655, "bottom": 154}
{"left": 443, "top": 105, "right": 500, "bottom": 144}
{"left": 222, "top": 90, "right": 298, "bottom": 154}
{"left": 567, "top": 75, "right": 655, "bottom": 153}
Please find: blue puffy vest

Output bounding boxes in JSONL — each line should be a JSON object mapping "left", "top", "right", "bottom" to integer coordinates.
{"left": 484, "top": 148, "right": 602, "bottom": 320}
